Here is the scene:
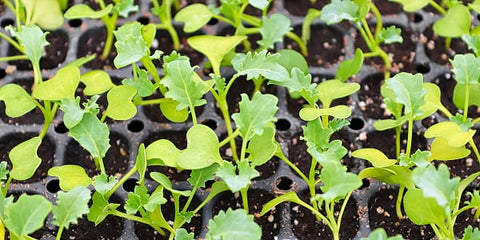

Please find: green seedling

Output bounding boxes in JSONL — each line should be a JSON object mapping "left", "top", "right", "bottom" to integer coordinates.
{"left": 150, "top": 0, "right": 181, "bottom": 50}
{"left": 2, "top": 0, "right": 65, "bottom": 30}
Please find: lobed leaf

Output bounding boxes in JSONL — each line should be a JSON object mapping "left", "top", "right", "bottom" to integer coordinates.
{"left": 216, "top": 160, "right": 259, "bottom": 192}
{"left": 92, "top": 173, "right": 117, "bottom": 196}
{"left": 69, "top": 113, "right": 110, "bottom": 159}
{"left": 122, "top": 66, "right": 155, "bottom": 97}
{"left": 52, "top": 186, "right": 91, "bottom": 230}
{"left": 377, "top": 26, "right": 403, "bottom": 44}
{"left": 384, "top": 72, "right": 427, "bottom": 116}
{"left": 188, "top": 164, "right": 218, "bottom": 189}
{"left": 7, "top": 25, "right": 49, "bottom": 66}
{"left": 232, "top": 50, "right": 290, "bottom": 84}
{"left": 174, "top": 4, "right": 213, "bottom": 33}
{"left": 114, "top": 0, "right": 138, "bottom": 18}
{"left": 113, "top": 22, "right": 150, "bottom": 68}
{"left": 314, "top": 162, "right": 362, "bottom": 204}
{"left": 206, "top": 208, "right": 261, "bottom": 240}
{"left": 258, "top": 14, "right": 292, "bottom": 50}
{"left": 0, "top": 84, "right": 36, "bottom": 118}
{"left": 320, "top": 0, "right": 359, "bottom": 25}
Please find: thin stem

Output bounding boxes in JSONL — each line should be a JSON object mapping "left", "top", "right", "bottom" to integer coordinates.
{"left": 473, "top": 117, "right": 480, "bottom": 125}
{"left": 327, "top": 201, "right": 340, "bottom": 240}
{"left": 100, "top": 113, "right": 108, "bottom": 123}
{"left": 32, "top": 63, "right": 42, "bottom": 89}
{"left": 395, "top": 186, "right": 405, "bottom": 219}
{"left": 219, "top": 130, "right": 240, "bottom": 147}
{"left": 363, "top": 52, "right": 380, "bottom": 58}
{"left": 112, "top": 209, "right": 168, "bottom": 235}
{"left": 2, "top": 176, "right": 13, "bottom": 196}
{"left": 308, "top": 160, "right": 321, "bottom": 221}
{"left": 430, "top": 224, "right": 443, "bottom": 239}
{"left": 136, "top": 98, "right": 167, "bottom": 106}
{"left": 38, "top": 102, "right": 58, "bottom": 140}
{"left": 0, "top": 55, "right": 29, "bottom": 62}
{"left": 141, "top": 57, "right": 162, "bottom": 89}
{"left": 370, "top": 2, "right": 383, "bottom": 38}
{"left": 100, "top": 14, "right": 118, "bottom": 60}
{"left": 106, "top": 166, "right": 138, "bottom": 199}
{"left": 361, "top": 19, "right": 376, "bottom": 48}
{"left": 241, "top": 187, "right": 249, "bottom": 212}
{"left": 277, "top": 153, "right": 309, "bottom": 184}
{"left": 181, "top": 187, "right": 197, "bottom": 213}
{"left": 445, "top": 37, "right": 452, "bottom": 50}
{"left": 464, "top": 77, "right": 470, "bottom": 122}
{"left": 190, "top": 106, "right": 198, "bottom": 125}
{"left": 285, "top": 32, "right": 308, "bottom": 56}
{"left": 395, "top": 126, "right": 401, "bottom": 159}
{"left": 0, "top": 32, "right": 23, "bottom": 53}
{"left": 94, "top": 157, "right": 106, "bottom": 175}
{"left": 405, "top": 117, "right": 414, "bottom": 159}
{"left": 211, "top": 15, "right": 236, "bottom": 26}
{"left": 15, "top": 0, "right": 22, "bottom": 27}
{"left": 429, "top": 0, "right": 447, "bottom": 15}
{"left": 336, "top": 192, "right": 353, "bottom": 237}
{"left": 55, "top": 227, "right": 64, "bottom": 240}
{"left": 468, "top": 139, "right": 480, "bottom": 162}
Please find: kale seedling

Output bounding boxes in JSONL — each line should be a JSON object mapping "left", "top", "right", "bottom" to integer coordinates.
{"left": 2, "top": 0, "right": 65, "bottom": 30}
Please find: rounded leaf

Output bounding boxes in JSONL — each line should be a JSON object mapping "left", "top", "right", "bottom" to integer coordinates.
{"left": 48, "top": 165, "right": 92, "bottom": 191}
{"left": 104, "top": 85, "right": 137, "bottom": 120}
{"left": 0, "top": 84, "right": 36, "bottom": 118}
{"left": 81, "top": 70, "right": 114, "bottom": 95}
{"left": 9, "top": 137, "right": 42, "bottom": 181}
{"left": 174, "top": 4, "right": 213, "bottom": 32}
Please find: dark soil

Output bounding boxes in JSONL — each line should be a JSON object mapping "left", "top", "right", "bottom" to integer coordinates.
{"left": 358, "top": 73, "right": 388, "bottom": 120}
{"left": 217, "top": 25, "right": 262, "bottom": 53}
{"left": 422, "top": 26, "right": 468, "bottom": 66}
{"left": 291, "top": 190, "right": 360, "bottom": 239}
{"left": 134, "top": 191, "right": 203, "bottom": 239}
{"left": 64, "top": 132, "right": 130, "bottom": 178}
{"left": 212, "top": 190, "right": 279, "bottom": 240}
{"left": 0, "top": 78, "right": 45, "bottom": 125}
{"left": 433, "top": 72, "right": 480, "bottom": 119}
{"left": 354, "top": 24, "right": 417, "bottom": 73}
{"left": 8, "top": 30, "right": 69, "bottom": 70}
{"left": 77, "top": 27, "right": 117, "bottom": 69}
{"left": 362, "top": 129, "right": 428, "bottom": 160}
{"left": 0, "top": 133, "right": 55, "bottom": 183}
{"left": 282, "top": 0, "right": 327, "bottom": 16}
{"left": 151, "top": 28, "right": 205, "bottom": 67}
{"left": 285, "top": 24, "right": 345, "bottom": 67}
{"left": 373, "top": 0, "right": 403, "bottom": 15}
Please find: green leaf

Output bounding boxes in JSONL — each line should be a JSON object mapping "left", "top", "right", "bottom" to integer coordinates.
{"left": 260, "top": 191, "right": 310, "bottom": 216}
{"left": 216, "top": 160, "right": 259, "bottom": 192}
{"left": 136, "top": 144, "right": 147, "bottom": 184}
{"left": 433, "top": 4, "right": 471, "bottom": 38}
{"left": 416, "top": 82, "right": 444, "bottom": 120}
{"left": 0, "top": 162, "right": 9, "bottom": 180}
{"left": 232, "top": 51, "right": 290, "bottom": 84}
{"left": 188, "top": 164, "right": 218, "bottom": 189}
{"left": 385, "top": 72, "right": 427, "bottom": 116}
{"left": 373, "top": 115, "right": 409, "bottom": 131}
{"left": 162, "top": 59, "right": 207, "bottom": 111}
{"left": 336, "top": 49, "right": 364, "bottom": 82}
{"left": 125, "top": 185, "right": 151, "bottom": 214}
{"left": 87, "top": 192, "right": 119, "bottom": 225}
{"left": 146, "top": 139, "right": 181, "bottom": 167}
{"left": 0, "top": 194, "right": 13, "bottom": 220}
{"left": 425, "top": 121, "right": 475, "bottom": 147}
{"left": 276, "top": 68, "right": 317, "bottom": 105}
{"left": 7, "top": 25, "right": 48, "bottom": 66}
{"left": 406, "top": 150, "right": 431, "bottom": 168}
{"left": 412, "top": 164, "right": 459, "bottom": 212}
{"left": 64, "top": 4, "right": 113, "bottom": 18}
{"left": 249, "top": 0, "right": 268, "bottom": 9}
{"left": 174, "top": 4, "right": 213, "bottom": 32}
{"left": 175, "top": 228, "right": 194, "bottom": 240}
{"left": 160, "top": 98, "right": 189, "bottom": 122}
{"left": 104, "top": 85, "right": 137, "bottom": 120}
{"left": 150, "top": 172, "right": 191, "bottom": 196}
{"left": 4, "top": 194, "right": 52, "bottom": 239}
{"left": 177, "top": 124, "right": 224, "bottom": 169}
{"left": 315, "top": 79, "right": 360, "bottom": 107}
{"left": 302, "top": 119, "right": 333, "bottom": 149}
{"left": 388, "top": 0, "right": 428, "bottom": 12}
{"left": 0, "top": 84, "right": 36, "bottom": 118}
{"left": 359, "top": 166, "right": 414, "bottom": 188}
{"left": 206, "top": 208, "right": 261, "bottom": 240}
{"left": 52, "top": 186, "right": 91, "bottom": 230}
{"left": 69, "top": 113, "right": 110, "bottom": 159}
{"left": 122, "top": 67, "right": 155, "bottom": 97}
{"left": 320, "top": 0, "right": 359, "bottom": 25}
{"left": 25, "top": 0, "right": 64, "bottom": 30}
{"left": 450, "top": 114, "right": 474, "bottom": 131}
{"left": 377, "top": 26, "right": 403, "bottom": 44}
{"left": 462, "top": 34, "right": 480, "bottom": 56}
{"left": 257, "top": 14, "right": 291, "bottom": 50}
{"left": 32, "top": 65, "right": 80, "bottom": 101}
{"left": 429, "top": 137, "right": 471, "bottom": 161}
{"left": 361, "top": 228, "right": 405, "bottom": 240}
{"left": 60, "top": 96, "right": 100, "bottom": 129}
{"left": 231, "top": 92, "right": 278, "bottom": 141}
{"left": 465, "top": 191, "right": 480, "bottom": 219}
{"left": 462, "top": 226, "right": 480, "bottom": 240}
{"left": 48, "top": 165, "right": 92, "bottom": 191}
{"left": 81, "top": 70, "right": 114, "bottom": 95}
{"left": 114, "top": 0, "right": 138, "bottom": 18}
{"left": 114, "top": 22, "right": 149, "bottom": 68}
{"left": 143, "top": 188, "right": 167, "bottom": 212}
{"left": 299, "top": 105, "right": 352, "bottom": 121}
{"left": 352, "top": 148, "right": 396, "bottom": 168}
{"left": 308, "top": 140, "right": 347, "bottom": 165}
{"left": 92, "top": 173, "right": 118, "bottom": 196}
{"left": 247, "top": 126, "right": 277, "bottom": 166}
{"left": 188, "top": 35, "right": 246, "bottom": 75}
{"left": 277, "top": 49, "right": 309, "bottom": 74}
{"left": 9, "top": 137, "right": 41, "bottom": 181}
{"left": 453, "top": 82, "right": 480, "bottom": 109}
{"left": 404, "top": 188, "right": 446, "bottom": 226}
{"left": 451, "top": 54, "right": 480, "bottom": 84}
{"left": 314, "top": 162, "right": 362, "bottom": 203}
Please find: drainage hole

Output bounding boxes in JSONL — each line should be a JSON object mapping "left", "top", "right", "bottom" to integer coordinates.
{"left": 136, "top": 16, "right": 150, "bottom": 25}
{"left": 360, "top": 178, "right": 370, "bottom": 189}
{"left": 201, "top": 119, "right": 217, "bottom": 130}
{"left": 415, "top": 63, "right": 431, "bottom": 74}
{"left": 54, "top": 121, "right": 69, "bottom": 134}
{"left": 349, "top": 117, "right": 365, "bottom": 130}
{"left": 203, "top": 180, "right": 215, "bottom": 189}
{"left": 1, "top": 18, "right": 14, "bottom": 28}
{"left": 207, "top": 18, "right": 219, "bottom": 25}
{"left": 123, "top": 178, "right": 138, "bottom": 192}
{"left": 275, "top": 118, "right": 291, "bottom": 131}
{"left": 413, "top": 13, "right": 423, "bottom": 23}
{"left": 46, "top": 179, "right": 61, "bottom": 193}
{"left": 127, "top": 119, "right": 144, "bottom": 132}
{"left": 276, "top": 176, "right": 293, "bottom": 191}
{"left": 68, "top": 19, "right": 82, "bottom": 28}
{"left": 0, "top": 68, "right": 5, "bottom": 79}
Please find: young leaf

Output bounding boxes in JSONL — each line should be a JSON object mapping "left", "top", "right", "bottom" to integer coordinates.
{"left": 0, "top": 84, "right": 36, "bottom": 118}
{"left": 451, "top": 53, "right": 480, "bottom": 84}
{"left": 104, "top": 85, "right": 138, "bottom": 120}
{"left": 249, "top": 0, "right": 268, "bottom": 9}
{"left": 320, "top": 0, "right": 359, "bottom": 25}
{"left": 275, "top": 68, "right": 317, "bottom": 105}
{"left": 429, "top": 137, "right": 471, "bottom": 161}
{"left": 377, "top": 26, "right": 403, "bottom": 44}
{"left": 125, "top": 185, "right": 151, "bottom": 214}
{"left": 232, "top": 50, "right": 290, "bottom": 84}
{"left": 462, "top": 34, "right": 480, "bottom": 56}
{"left": 188, "top": 164, "right": 219, "bottom": 189}
{"left": 7, "top": 25, "right": 48, "bottom": 65}
{"left": 162, "top": 59, "right": 207, "bottom": 111}
{"left": 462, "top": 226, "right": 480, "bottom": 240}
{"left": 336, "top": 48, "right": 364, "bottom": 82}
{"left": 403, "top": 188, "right": 446, "bottom": 226}
{"left": 69, "top": 113, "right": 110, "bottom": 159}
{"left": 143, "top": 188, "right": 167, "bottom": 212}
{"left": 308, "top": 140, "right": 347, "bottom": 165}
{"left": 64, "top": 4, "right": 113, "bottom": 19}
{"left": 277, "top": 49, "right": 309, "bottom": 74}
{"left": 403, "top": 150, "right": 431, "bottom": 168}
{"left": 122, "top": 67, "right": 154, "bottom": 97}
{"left": 92, "top": 173, "right": 118, "bottom": 196}
{"left": 433, "top": 4, "right": 471, "bottom": 38}
{"left": 48, "top": 165, "right": 92, "bottom": 191}
{"left": 146, "top": 139, "right": 181, "bottom": 167}
{"left": 150, "top": 172, "right": 191, "bottom": 196}
{"left": 177, "top": 124, "right": 224, "bottom": 169}
{"left": 4, "top": 194, "right": 52, "bottom": 239}
{"left": 60, "top": 96, "right": 100, "bottom": 129}
{"left": 258, "top": 14, "right": 291, "bottom": 50}
{"left": 247, "top": 125, "right": 277, "bottom": 167}
{"left": 231, "top": 92, "right": 278, "bottom": 141}
{"left": 384, "top": 72, "right": 427, "bottom": 116}
{"left": 114, "top": 0, "right": 138, "bottom": 18}
{"left": 0, "top": 162, "right": 8, "bottom": 180}
{"left": 465, "top": 191, "right": 480, "bottom": 219}
{"left": 188, "top": 35, "right": 246, "bottom": 75}
{"left": 453, "top": 82, "right": 480, "bottom": 109}
{"left": 81, "top": 70, "right": 114, "bottom": 95}
{"left": 313, "top": 162, "right": 362, "bottom": 204}
{"left": 358, "top": 166, "right": 414, "bottom": 188}
{"left": 9, "top": 137, "right": 41, "bottom": 181}
{"left": 361, "top": 228, "right": 405, "bottom": 240}
{"left": 87, "top": 192, "right": 119, "bottom": 225}
{"left": 388, "top": 0, "right": 429, "bottom": 12}
{"left": 25, "top": 0, "right": 64, "bottom": 30}
{"left": 206, "top": 208, "right": 261, "bottom": 240}
{"left": 32, "top": 65, "right": 81, "bottom": 101}
{"left": 373, "top": 115, "right": 409, "bottom": 131}
{"left": 412, "top": 164, "right": 459, "bottom": 211}
{"left": 114, "top": 22, "right": 150, "bottom": 68}
{"left": 216, "top": 160, "right": 259, "bottom": 192}
{"left": 174, "top": 4, "right": 213, "bottom": 32}
{"left": 315, "top": 79, "right": 360, "bottom": 107}
{"left": 416, "top": 82, "right": 446, "bottom": 120}
{"left": 52, "top": 186, "right": 91, "bottom": 230}
{"left": 425, "top": 121, "right": 475, "bottom": 147}
{"left": 175, "top": 228, "right": 194, "bottom": 240}
{"left": 299, "top": 105, "right": 352, "bottom": 121}
{"left": 136, "top": 144, "right": 147, "bottom": 184}
{"left": 352, "top": 148, "right": 397, "bottom": 168}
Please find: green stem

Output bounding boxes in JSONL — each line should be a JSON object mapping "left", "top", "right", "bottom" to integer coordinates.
{"left": 395, "top": 186, "right": 405, "bottom": 219}
{"left": 2, "top": 176, "right": 12, "bottom": 196}
{"left": 56, "top": 227, "right": 64, "bottom": 240}
{"left": 285, "top": 32, "right": 308, "bottom": 56}
{"left": 468, "top": 139, "right": 480, "bottom": 162}
{"left": 335, "top": 192, "right": 353, "bottom": 239}
{"left": 464, "top": 77, "right": 470, "bottom": 122}
{"left": 308, "top": 160, "right": 321, "bottom": 221}
{"left": 395, "top": 126, "right": 401, "bottom": 159}
{"left": 190, "top": 106, "right": 198, "bottom": 125}
{"left": 15, "top": 0, "right": 23, "bottom": 27}
{"left": 94, "top": 157, "right": 106, "bottom": 175}
{"left": 100, "top": 14, "right": 118, "bottom": 60}
{"left": 277, "top": 154, "right": 309, "bottom": 184}
{"left": 0, "top": 32, "right": 24, "bottom": 53}
{"left": 136, "top": 98, "right": 168, "bottom": 106}
{"left": 370, "top": 3, "right": 383, "bottom": 38}
{"left": 32, "top": 63, "right": 42, "bottom": 89}
{"left": 0, "top": 55, "right": 29, "bottom": 62}
{"left": 363, "top": 52, "right": 380, "bottom": 58}
{"left": 241, "top": 187, "right": 249, "bottom": 212}
{"left": 219, "top": 130, "right": 240, "bottom": 147}
{"left": 38, "top": 102, "right": 58, "bottom": 140}
{"left": 430, "top": 224, "right": 443, "bottom": 239}
{"left": 326, "top": 201, "right": 340, "bottom": 240}
{"left": 181, "top": 187, "right": 197, "bottom": 213}
{"left": 106, "top": 166, "right": 138, "bottom": 199}
{"left": 429, "top": 0, "right": 447, "bottom": 15}
{"left": 141, "top": 57, "right": 162, "bottom": 88}
{"left": 112, "top": 209, "right": 167, "bottom": 235}
{"left": 405, "top": 116, "right": 414, "bottom": 159}
{"left": 472, "top": 117, "right": 480, "bottom": 125}
{"left": 445, "top": 37, "right": 452, "bottom": 50}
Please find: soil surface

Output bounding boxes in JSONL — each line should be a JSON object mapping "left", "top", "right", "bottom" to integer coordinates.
{"left": 421, "top": 26, "right": 468, "bottom": 66}
{"left": 77, "top": 27, "right": 117, "bottom": 69}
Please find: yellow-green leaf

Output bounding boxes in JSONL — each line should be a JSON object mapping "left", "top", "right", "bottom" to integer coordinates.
{"left": 299, "top": 105, "right": 352, "bottom": 121}
{"left": 9, "top": 137, "right": 42, "bottom": 181}
{"left": 48, "top": 165, "right": 92, "bottom": 191}
{"left": 104, "top": 85, "right": 137, "bottom": 120}
{"left": 81, "top": 70, "right": 114, "bottom": 95}
{"left": 32, "top": 65, "right": 80, "bottom": 101}
{"left": 352, "top": 148, "right": 396, "bottom": 168}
